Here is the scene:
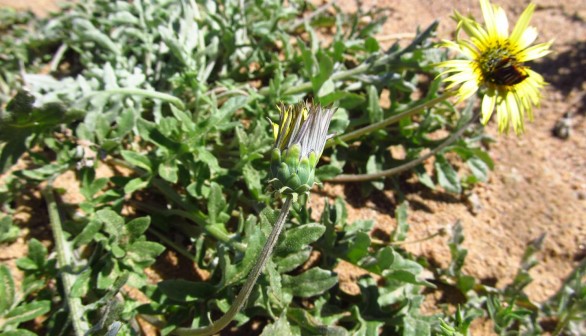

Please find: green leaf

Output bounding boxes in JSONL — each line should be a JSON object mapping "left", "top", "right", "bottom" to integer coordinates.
{"left": 0, "top": 139, "right": 26, "bottom": 174}
{"left": 125, "top": 216, "right": 150, "bottom": 239}
{"left": 195, "top": 148, "right": 222, "bottom": 174}
{"left": 318, "top": 91, "right": 357, "bottom": 106}
{"left": 70, "top": 270, "right": 91, "bottom": 298}
{"left": 315, "top": 164, "right": 342, "bottom": 181}
{"left": 111, "top": 243, "right": 126, "bottom": 258}
{"left": 209, "top": 96, "right": 247, "bottom": 128}
{"left": 169, "top": 105, "right": 195, "bottom": 132}
{"left": 317, "top": 79, "right": 335, "bottom": 97}
{"left": 310, "top": 50, "right": 334, "bottom": 95}
{"left": 124, "top": 177, "right": 149, "bottom": 194}
{"left": 96, "top": 209, "right": 125, "bottom": 237}
{"left": 365, "top": 36, "right": 380, "bottom": 52}
{"left": 287, "top": 308, "right": 348, "bottom": 336}
{"left": 391, "top": 201, "right": 409, "bottom": 242}
{"left": 265, "top": 259, "right": 288, "bottom": 307}
{"left": 275, "top": 223, "right": 325, "bottom": 255}
{"left": 2, "top": 300, "right": 51, "bottom": 326}
{"left": 447, "top": 221, "right": 467, "bottom": 277}
{"left": 15, "top": 258, "right": 37, "bottom": 271}
{"left": 275, "top": 248, "right": 312, "bottom": 273}
{"left": 73, "top": 219, "right": 102, "bottom": 246}
{"left": 207, "top": 182, "right": 227, "bottom": 225}
{"left": 115, "top": 108, "right": 136, "bottom": 137}
{"left": 415, "top": 166, "right": 435, "bottom": 190}
{"left": 346, "top": 232, "right": 371, "bottom": 264}
{"left": 260, "top": 312, "right": 295, "bottom": 336}
{"left": 0, "top": 216, "right": 19, "bottom": 243}
{"left": 126, "top": 241, "right": 165, "bottom": 264}
{"left": 403, "top": 316, "right": 431, "bottom": 336}
{"left": 158, "top": 161, "right": 178, "bottom": 183}
{"left": 367, "top": 85, "right": 382, "bottom": 123}
{"left": 0, "top": 265, "right": 15, "bottom": 314}
{"left": 137, "top": 119, "right": 187, "bottom": 153}
{"left": 27, "top": 239, "right": 47, "bottom": 269}
{"left": 435, "top": 155, "right": 461, "bottom": 194}
{"left": 80, "top": 177, "right": 108, "bottom": 200}
{"left": 282, "top": 268, "right": 337, "bottom": 298}
{"left": 97, "top": 259, "right": 120, "bottom": 290}
{"left": 467, "top": 156, "right": 489, "bottom": 182}
{"left": 120, "top": 150, "right": 152, "bottom": 173}
{"left": 381, "top": 249, "right": 433, "bottom": 286}
{"left": 0, "top": 329, "right": 38, "bottom": 336}
{"left": 366, "top": 155, "right": 383, "bottom": 190}
{"left": 243, "top": 163, "right": 263, "bottom": 199}
{"left": 223, "top": 223, "right": 264, "bottom": 288}
{"left": 157, "top": 279, "right": 215, "bottom": 302}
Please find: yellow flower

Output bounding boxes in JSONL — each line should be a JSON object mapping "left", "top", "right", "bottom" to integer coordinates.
{"left": 438, "top": 0, "right": 552, "bottom": 134}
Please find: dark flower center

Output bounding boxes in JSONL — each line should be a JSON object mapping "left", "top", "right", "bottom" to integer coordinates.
{"left": 479, "top": 46, "right": 528, "bottom": 86}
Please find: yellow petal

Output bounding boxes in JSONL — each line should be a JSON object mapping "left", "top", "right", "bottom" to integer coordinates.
{"left": 493, "top": 6, "right": 510, "bottom": 39}
{"left": 272, "top": 123, "right": 279, "bottom": 140}
{"left": 496, "top": 99, "right": 510, "bottom": 133}
{"left": 480, "top": 0, "right": 497, "bottom": 37}
{"left": 510, "top": 3, "right": 535, "bottom": 45}
{"left": 506, "top": 92, "right": 523, "bottom": 133}
{"left": 517, "top": 41, "right": 552, "bottom": 61}
{"left": 481, "top": 91, "right": 496, "bottom": 124}
{"left": 516, "top": 26, "right": 537, "bottom": 50}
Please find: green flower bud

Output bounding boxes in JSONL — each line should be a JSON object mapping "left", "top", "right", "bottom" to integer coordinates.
{"left": 269, "top": 102, "right": 335, "bottom": 197}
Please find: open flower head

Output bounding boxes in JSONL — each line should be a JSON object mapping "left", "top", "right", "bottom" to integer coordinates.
{"left": 438, "top": 0, "right": 552, "bottom": 134}
{"left": 270, "top": 102, "right": 335, "bottom": 196}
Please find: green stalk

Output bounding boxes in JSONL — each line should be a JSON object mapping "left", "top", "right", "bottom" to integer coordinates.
{"left": 326, "top": 91, "right": 456, "bottom": 148}
{"left": 148, "top": 227, "right": 197, "bottom": 261}
{"left": 258, "top": 21, "right": 439, "bottom": 98}
{"left": 43, "top": 186, "right": 89, "bottom": 336}
{"left": 173, "top": 196, "right": 294, "bottom": 336}
{"left": 327, "top": 109, "right": 478, "bottom": 182}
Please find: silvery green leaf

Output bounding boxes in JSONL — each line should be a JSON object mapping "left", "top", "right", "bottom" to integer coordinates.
{"left": 435, "top": 155, "right": 462, "bottom": 194}
{"left": 2, "top": 301, "right": 51, "bottom": 327}
{"left": 282, "top": 268, "right": 337, "bottom": 298}
{"left": 0, "top": 265, "right": 15, "bottom": 314}
{"left": 275, "top": 223, "right": 325, "bottom": 255}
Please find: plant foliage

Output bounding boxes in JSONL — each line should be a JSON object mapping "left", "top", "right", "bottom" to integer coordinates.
{"left": 0, "top": 1, "right": 582, "bottom": 335}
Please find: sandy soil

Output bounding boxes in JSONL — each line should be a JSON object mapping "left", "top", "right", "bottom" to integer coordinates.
{"left": 337, "top": 0, "right": 586, "bottom": 304}
{"left": 1, "top": 0, "right": 585, "bottom": 335}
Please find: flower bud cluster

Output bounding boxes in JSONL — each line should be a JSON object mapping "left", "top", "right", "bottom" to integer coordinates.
{"left": 269, "top": 102, "right": 335, "bottom": 196}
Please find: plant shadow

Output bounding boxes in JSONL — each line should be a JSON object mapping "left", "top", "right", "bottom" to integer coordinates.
{"left": 532, "top": 40, "right": 586, "bottom": 113}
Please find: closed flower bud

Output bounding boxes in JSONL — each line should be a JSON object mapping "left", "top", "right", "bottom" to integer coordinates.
{"left": 270, "top": 102, "right": 335, "bottom": 196}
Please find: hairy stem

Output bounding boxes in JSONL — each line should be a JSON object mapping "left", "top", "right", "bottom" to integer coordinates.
{"left": 326, "top": 91, "right": 456, "bottom": 148}
{"left": 258, "top": 21, "right": 439, "bottom": 98}
{"left": 173, "top": 196, "right": 294, "bottom": 336}
{"left": 43, "top": 186, "right": 89, "bottom": 336}
{"left": 327, "top": 109, "right": 478, "bottom": 182}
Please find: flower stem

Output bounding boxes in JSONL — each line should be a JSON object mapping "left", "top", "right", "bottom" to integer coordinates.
{"left": 148, "top": 227, "right": 197, "bottom": 261}
{"left": 327, "top": 109, "right": 478, "bottom": 182}
{"left": 326, "top": 91, "right": 456, "bottom": 148}
{"left": 257, "top": 21, "right": 439, "bottom": 99}
{"left": 173, "top": 196, "right": 294, "bottom": 336}
{"left": 43, "top": 186, "right": 89, "bottom": 336}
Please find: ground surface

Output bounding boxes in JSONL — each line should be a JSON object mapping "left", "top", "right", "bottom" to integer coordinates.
{"left": 329, "top": 0, "right": 586, "bottom": 303}
{"left": 0, "top": 0, "right": 585, "bottom": 335}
